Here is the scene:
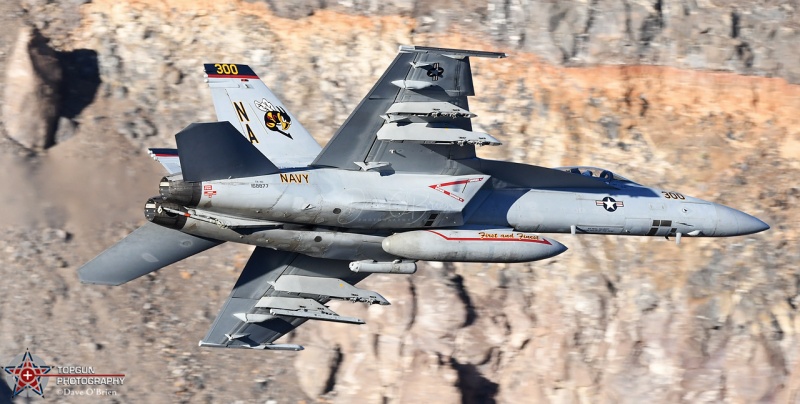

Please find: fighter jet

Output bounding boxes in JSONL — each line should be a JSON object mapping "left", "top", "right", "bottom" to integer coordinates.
{"left": 78, "top": 46, "right": 769, "bottom": 351}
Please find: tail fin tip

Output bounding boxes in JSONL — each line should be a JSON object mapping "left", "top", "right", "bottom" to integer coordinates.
{"left": 204, "top": 63, "right": 259, "bottom": 79}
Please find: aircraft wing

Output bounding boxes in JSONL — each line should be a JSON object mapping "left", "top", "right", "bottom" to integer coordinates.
{"left": 312, "top": 46, "right": 506, "bottom": 174}
{"left": 199, "top": 247, "right": 388, "bottom": 351}
{"left": 78, "top": 222, "right": 223, "bottom": 286}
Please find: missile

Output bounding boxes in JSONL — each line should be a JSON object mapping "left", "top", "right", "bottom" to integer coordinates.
{"left": 349, "top": 260, "right": 417, "bottom": 274}
{"left": 382, "top": 229, "right": 567, "bottom": 263}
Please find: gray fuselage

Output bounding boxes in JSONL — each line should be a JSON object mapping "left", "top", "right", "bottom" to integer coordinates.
{"left": 149, "top": 165, "right": 767, "bottom": 265}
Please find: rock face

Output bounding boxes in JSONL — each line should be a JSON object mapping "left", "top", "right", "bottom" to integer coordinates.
{"left": 483, "top": 0, "right": 800, "bottom": 82}
{"left": 2, "top": 26, "right": 62, "bottom": 150}
{"left": 247, "top": 0, "right": 800, "bottom": 82}
{"left": 0, "top": 1, "right": 798, "bottom": 403}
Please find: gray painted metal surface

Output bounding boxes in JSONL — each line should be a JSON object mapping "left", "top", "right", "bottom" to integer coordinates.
{"left": 175, "top": 122, "right": 280, "bottom": 181}
{"left": 78, "top": 222, "right": 222, "bottom": 285}
{"left": 272, "top": 275, "right": 390, "bottom": 305}
{"left": 312, "top": 46, "right": 504, "bottom": 173}
{"left": 257, "top": 297, "right": 365, "bottom": 324}
{"left": 205, "top": 63, "right": 321, "bottom": 168}
{"left": 382, "top": 229, "right": 567, "bottom": 262}
{"left": 77, "top": 45, "right": 769, "bottom": 351}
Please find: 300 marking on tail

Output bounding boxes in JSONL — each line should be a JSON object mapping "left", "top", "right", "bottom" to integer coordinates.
{"left": 214, "top": 63, "right": 239, "bottom": 75}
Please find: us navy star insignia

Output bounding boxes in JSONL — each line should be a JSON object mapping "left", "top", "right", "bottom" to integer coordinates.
{"left": 596, "top": 197, "right": 624, "bottom": 212}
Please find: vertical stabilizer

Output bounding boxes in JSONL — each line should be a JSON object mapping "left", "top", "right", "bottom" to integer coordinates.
{"left": 175, "top": 121, "right": 280, "bottom": 182}
{"left": 204, "top": 63, "right": 321, "bottom": 168}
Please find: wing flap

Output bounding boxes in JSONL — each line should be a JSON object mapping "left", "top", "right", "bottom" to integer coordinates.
{"left": 78, "top": 222, "right": 222, "bottom": 286}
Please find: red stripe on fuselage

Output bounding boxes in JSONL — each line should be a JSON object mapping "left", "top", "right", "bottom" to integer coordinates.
{"left": 426, "top": 230, "right": 552, "bottom": 245}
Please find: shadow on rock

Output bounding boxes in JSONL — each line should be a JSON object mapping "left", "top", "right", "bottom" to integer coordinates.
{"left": 451, "top": 358, "right": 499, "bottom": 404}
{"left": 58, "top": 48, "right": 101, "bottom": 119}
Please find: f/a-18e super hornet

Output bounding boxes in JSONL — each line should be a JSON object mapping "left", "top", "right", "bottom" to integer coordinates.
{"left": 79, "top": 46, "right": 769, "bottom": 351}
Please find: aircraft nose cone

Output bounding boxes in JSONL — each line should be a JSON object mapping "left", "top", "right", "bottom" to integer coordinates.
{"left": 714, "top": 204, "right": 770, "bottom": 236}
{"left": 737, "top": 212, "right": 770, "bottom": 235}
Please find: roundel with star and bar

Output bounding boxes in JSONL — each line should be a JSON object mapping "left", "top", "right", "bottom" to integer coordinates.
{"left": 596, "top": 196, "right": 624, "bottom": 212}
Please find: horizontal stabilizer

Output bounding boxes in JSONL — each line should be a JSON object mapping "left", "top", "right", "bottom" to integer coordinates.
{"left": 148, "top": 148, "right": 182, "bottom": 174}
{"left": 175, "top": 121, "right": 279, "bottom": 182}
{"left": 78, "top": 222, "right": 222, "bottom": 285}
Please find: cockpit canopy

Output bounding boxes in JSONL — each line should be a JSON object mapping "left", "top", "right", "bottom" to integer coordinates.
{"left": 553, "top": 166, "right": 638, "bottom": 184}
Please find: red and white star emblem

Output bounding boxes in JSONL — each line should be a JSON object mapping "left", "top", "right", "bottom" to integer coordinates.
{"left": 4, "top": 350, "right": 52, "bottom": 397}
